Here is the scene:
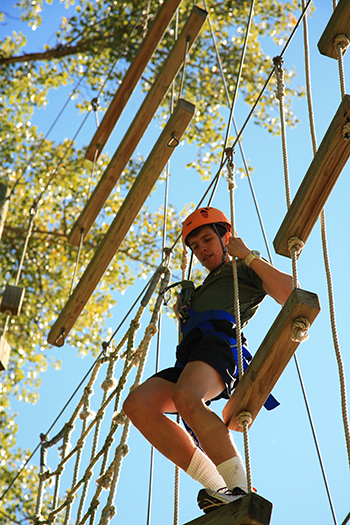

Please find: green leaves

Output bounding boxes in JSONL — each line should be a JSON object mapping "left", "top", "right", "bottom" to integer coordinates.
{"left": 0, "top": 0, "right": 307, "bottom": 520}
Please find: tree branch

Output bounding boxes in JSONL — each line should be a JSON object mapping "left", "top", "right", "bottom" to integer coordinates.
{"left": 0, "top": 31, "right": 121, "bottom": 66}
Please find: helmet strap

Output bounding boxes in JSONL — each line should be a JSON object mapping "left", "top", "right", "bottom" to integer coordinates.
{"left": 212, "top": 224, "right": 228, "bottom": 265}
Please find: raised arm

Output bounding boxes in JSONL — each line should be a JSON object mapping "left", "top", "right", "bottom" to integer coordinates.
{"left": 227, "top": 236, "right": 294, "bottom": 305}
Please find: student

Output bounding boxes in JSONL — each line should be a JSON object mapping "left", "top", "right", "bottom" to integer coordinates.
{"left": 123, "top": 207, "right": 293, "bottom": 513}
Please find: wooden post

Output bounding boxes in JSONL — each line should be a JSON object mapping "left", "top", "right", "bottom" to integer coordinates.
{"left": 0, "top": 336, "right": 11, "bottom": 371}
{"left": 48, "top": 99, "right": 195, "bottom": 346}
{"left": 68, "top": 6, "right": 207, "bottom": 247}
{"left": 274, "top": 95, "right": 350, "bottom": 258}
{"left": 0, "top": 183, "right": 10, "bottom": 243}
{"left": 223, "top": 289, "right": 320, "bottom": 432}
{"left": 85, "top": 0, "right": 183, "bottom": 162}
{"left": 182, "top": 493, "right": 272, "bottom": 525}
{"left": 318, "top": 0, "right": 350, "bottom": 59}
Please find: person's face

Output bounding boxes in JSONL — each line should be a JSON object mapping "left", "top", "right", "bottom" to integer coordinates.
{"left": 188, "top": 226, "right": 229, "bottom": 271}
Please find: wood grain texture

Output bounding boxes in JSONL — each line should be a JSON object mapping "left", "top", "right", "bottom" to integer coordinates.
{"left": 223, "top": 289, "right": 320, "bottom": 432}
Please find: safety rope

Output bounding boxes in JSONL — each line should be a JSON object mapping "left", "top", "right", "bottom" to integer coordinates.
{"left": 226, "top": 154, "right": 253, "bottom": 494}
{"left": 301, "top": 0, "right": 350, "bottom": 477}
{"left": 273, "top": 7, "right": 338, "bottom": 521}
{"left": 208, "top": 0, "right": 256, "bottom": 203}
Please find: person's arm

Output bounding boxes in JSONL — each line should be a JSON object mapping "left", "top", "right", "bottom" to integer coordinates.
{"left": 227, "top": 236, "right": 294, "bottom": 305}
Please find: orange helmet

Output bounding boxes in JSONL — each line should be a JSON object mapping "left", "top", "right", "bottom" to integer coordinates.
{"left": 182, "top": 207, "right": 231, "bottom": 245}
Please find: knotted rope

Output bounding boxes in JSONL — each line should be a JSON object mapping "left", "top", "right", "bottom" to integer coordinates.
{"left": 226, "top": 153, "right": 253, "bottom": 494}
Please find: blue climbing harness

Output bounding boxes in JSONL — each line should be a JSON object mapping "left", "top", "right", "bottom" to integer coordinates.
{"left": 177, "top": 308, "right": 279, "bottom": 411}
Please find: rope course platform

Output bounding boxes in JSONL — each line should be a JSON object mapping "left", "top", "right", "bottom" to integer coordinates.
{"left": 273, "top": 94, "right": 350, "bottom": 258}
{"left": 223, "top": 288, "right": 320, "bottom": 432}
{"left": 48, "top": 98, "right": 195, "bottom": 346}
{"left": 182, "top": 493, "right": 272, "bottom": 525}
{"left": 318, "top": 0, "right": 350, "bottom": 59}
{"left": 85, "top": 0, "right": 183, "bottom": 162}
{"left": 69, "top": 5, "right": 207, "bottom": 247}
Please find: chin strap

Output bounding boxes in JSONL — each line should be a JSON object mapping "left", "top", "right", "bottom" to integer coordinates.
{"left": 212, "top": 224, "right": 228, "bottom": 264}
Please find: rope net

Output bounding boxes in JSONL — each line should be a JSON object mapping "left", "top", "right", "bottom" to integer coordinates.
{"left": 33, "top": 265, "right": 170, "bottom": 525}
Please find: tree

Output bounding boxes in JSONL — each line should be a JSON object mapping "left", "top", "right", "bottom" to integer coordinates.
{"left": 0, "top": 0, "right": 302, "bottom": 522}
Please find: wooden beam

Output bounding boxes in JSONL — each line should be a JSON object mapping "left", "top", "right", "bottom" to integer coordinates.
{"left": 0, "top": 182, "right": 10, "bottom": 242}
{"left": 69, "top": 6, "right": 207, "bottom": 247}
{"left": 318, "top": 0, "right": 350, "bottom": 59}
{"left": 85, "top": 0, "right": 183, "bottom": 162}
{"left": 48, "top": 99, "right": 195, "bottom": 346}
{"left": 183, "top": 493, "right": 272, "bottom": 525}
{"left": 223, "top": 289, "right": 320, "bottom": 432}
{"left": 0, "top": 336, "right": 11, "bottom": 371}
{"left": 274, "top": 95, "right": 350, "bottom": 258}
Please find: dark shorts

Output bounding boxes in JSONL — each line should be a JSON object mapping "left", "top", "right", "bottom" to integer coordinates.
{"left": 152, "top": 319, "right": 244, "bottom": 401}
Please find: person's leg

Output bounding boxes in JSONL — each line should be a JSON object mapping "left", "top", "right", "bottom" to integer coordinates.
{"left": 171, "top": 360, "right": 240, "bottom": 466}
{"left": 123, "top": 374, "right": 225, "bottom": 490}
{"left": 172, "top": 360, "right": 248, "bottom": 507}
{"left": 123, "top": 376, "right": 195, "bottom": 470}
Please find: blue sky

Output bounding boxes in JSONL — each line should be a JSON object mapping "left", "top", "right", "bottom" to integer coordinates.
{"left": 2, "top": 1, "right": 350, "bottom": 524}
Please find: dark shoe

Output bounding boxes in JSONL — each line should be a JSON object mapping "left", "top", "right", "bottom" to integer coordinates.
{"left": 197, "top": 486, "right": 247, "bottom": 513}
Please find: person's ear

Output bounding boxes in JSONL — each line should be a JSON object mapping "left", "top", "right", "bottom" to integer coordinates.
{"left": 224, "top": 231, "right": 232, "bottom": 245}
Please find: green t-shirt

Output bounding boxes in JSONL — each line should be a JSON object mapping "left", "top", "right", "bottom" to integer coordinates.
{"left": 190, "top": 260, "right": 266, "bottom": 327}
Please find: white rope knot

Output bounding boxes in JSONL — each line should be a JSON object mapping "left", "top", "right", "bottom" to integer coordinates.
{"left": 291, "top": 317, "right": 310, "bottom": 342}
{"left": 342, "top": 122, "right": 350, "bottom": 140}
{"left": 334, "top": 34, "right": 350, "bottom": 55}
{"left": 274, "top": 58, "right": 285, "bottom": 101}
{"left": 112, "top": 410, "right": 127, "bottom": 425}
{"left": 101, "top": 377, "right": 118, "bottom": 392}
{"left": 103, "top": 506, "right": 116, "bottom": 520}
{"left": 96, "top": 472, "right": 113, "bottom": 490}
{"left": 79, "top": 408, "right": 96, "bottom": 421}
{"left": 237, "top": 411, "right": 252, "bottom": 427}
{"left": 287, "top": 236, "right": 304, "bottom": 258}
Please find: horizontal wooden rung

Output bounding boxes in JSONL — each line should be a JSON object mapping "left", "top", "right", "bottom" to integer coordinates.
{"left": 274, "top": 94, "right": 350, "bottom": 258}
{"left": 0, "top": 284, "right": 26, "bottom": 316}
{"left": 183, "top": 493, "right": 272, "bottom": 525}
{"left": 48, "top": 98, "right": 195, "bottom": 346}
{"left": 85, "top": 0, "right": 182, "bottom": 162}
{"left": 318, "top": 0, "right": 350, "bottom": 59}
{"left": 0, "top": 336, "right": 11, "bottom": 371}
{"left": 223, "top": 288, "right": 320, "bottom": 432}
{"left": 69, "top": 5, "right": 207, "bottom": 247}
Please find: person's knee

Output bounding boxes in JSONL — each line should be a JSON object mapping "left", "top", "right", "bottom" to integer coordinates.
{"left": 172, "top": 388, "right": 200, "bottom": 422}
{"left": 123, "top": 389, "right": 142, "bottom": 423}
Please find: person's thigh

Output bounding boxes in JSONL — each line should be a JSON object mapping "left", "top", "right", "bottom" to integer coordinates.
{"left": 128, "top": 376, "right": 177, "bottom": 414}
{"left": 173, "top": 360, "right": 225, "bottom": 402}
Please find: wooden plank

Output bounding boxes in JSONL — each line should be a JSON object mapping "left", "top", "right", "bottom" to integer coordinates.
{"left": 318, "top": 0, "right": 350, "bottom": 59}
{"left": 0, "top": 182, "right": 10, "bottom": 242}
{"left": 223, "top": 289, "right": 320, "bottom": 432}
{"left": 85, "top": 0, "right": 183, "bottom": 162}
{"left": 183, "top": 493, "right": 272, "bottom": 525}
{"left": 0, "top": 336, "right": 11, "bottom": 371}
{"left": 69, "top": 6, "right": 207, "bottom": 247}
{"left": 48, "top": 99, "right": 195, "bottom": 346}
{"left": 0, "top": 284, "right": 26, "bottom": 316}
{"left": 273, "top": 95, "right": 350, "bottom": 258}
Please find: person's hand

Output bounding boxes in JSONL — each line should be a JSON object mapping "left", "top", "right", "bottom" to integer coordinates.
{"left": 227, "top": 236, "right": 251, "bottom": 261}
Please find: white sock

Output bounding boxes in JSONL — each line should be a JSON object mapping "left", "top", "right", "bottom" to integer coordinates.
{"left": 216, "top": 455, "right": 247, "bottom": 492}
{"left": 186, "top": 448, "right": 225, "bottom": 490}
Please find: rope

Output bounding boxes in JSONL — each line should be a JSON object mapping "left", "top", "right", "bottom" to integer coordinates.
{"left": 203, "top": 0, "right": 273, "bottom": 264}
{"left": 300, "top": 0, "right": 350, "bottom": 475}
{"left": 31, "top": 265, "right": 171, "bottom": 525}
{"left": 334, "top": 34, "right": 349, "bottom": 99}
{"left": 226, "top": 154, "right": 253, "bottom": 494}
{"left": 273, "top": 55, "right": 303, "bottom": 292}
{"left": 208, "top": 0, "right": 256, "bottom": 204}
